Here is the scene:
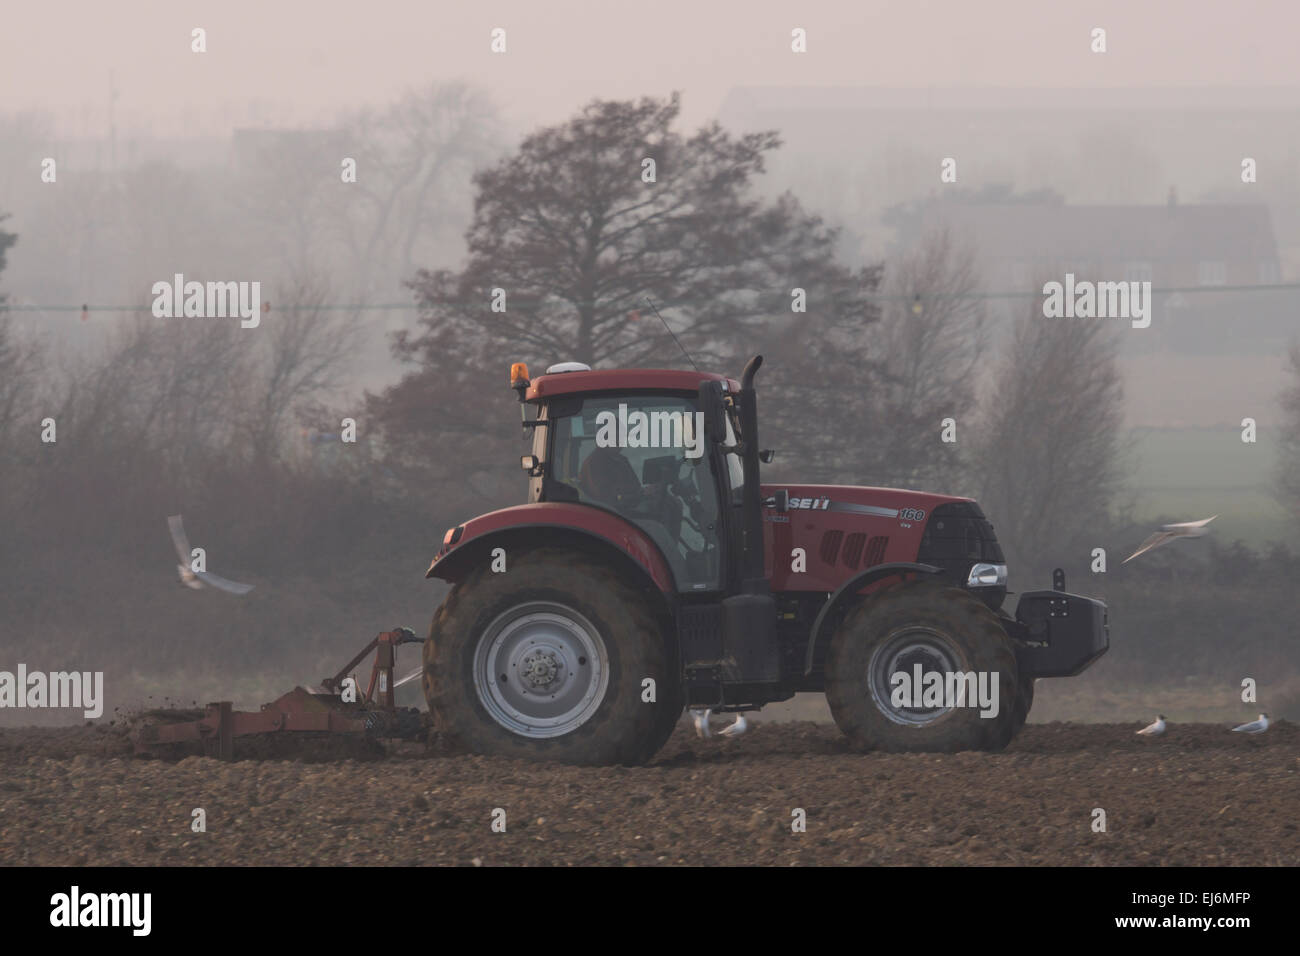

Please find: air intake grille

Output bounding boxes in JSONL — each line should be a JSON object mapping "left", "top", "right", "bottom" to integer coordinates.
{"left": 842, "top": 533, "right": 866, "bottom": 568}
{"left": 820, "top": 530, "right": 844, "bottom": 564}
{"left": 865, "top": 535, "right": 889, "bottom": 567}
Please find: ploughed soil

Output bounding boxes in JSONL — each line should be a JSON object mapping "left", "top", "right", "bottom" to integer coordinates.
{"left": 0, "top": 720, "right": 1295, "bottom": 866}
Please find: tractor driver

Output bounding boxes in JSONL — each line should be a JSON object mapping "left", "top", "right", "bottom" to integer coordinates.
{"left": 580, "top": 443, "right": 640, "bottom": 505}
{"left": 579, "top": 444, "right": 684, "bottom": 542}
{"left": 580, "top": 444, "right": 656, "bottom": 510}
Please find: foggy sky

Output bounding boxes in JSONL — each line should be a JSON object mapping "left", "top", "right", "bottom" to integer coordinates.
{"left": 5, "top": 0, "right": 1300, "bottom": 137}
{"left": 3, "top": 0, "right": 1299, "bottom": 435}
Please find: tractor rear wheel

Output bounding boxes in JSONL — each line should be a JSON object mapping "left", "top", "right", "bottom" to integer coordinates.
{"left": 825, "top": 581, "right": 1021, "bottom": 753}
{"left": 423, "top": 548, "right": 681, "bottom": 765}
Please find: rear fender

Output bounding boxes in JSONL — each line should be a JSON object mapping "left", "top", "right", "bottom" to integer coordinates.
{"left": 426, "top": 503, "right": 678, "bottom": 598}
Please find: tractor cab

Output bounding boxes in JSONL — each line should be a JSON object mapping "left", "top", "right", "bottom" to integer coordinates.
{"left": 513, "top": 360, "right": 757, "bottom": 598}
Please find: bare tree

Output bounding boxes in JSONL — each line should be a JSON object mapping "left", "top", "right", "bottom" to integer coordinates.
{"left": 51, "top": 278, "right": 361, "bottom": 475}
{"left": 1276, "top": 341, "right": 1300, "bottom": 525}
{"left": 231, "top": 130, "right": 345, "bottom": 282}
{"left": 238, "top": 277, "right": 364, "bottom": 466}
{"left": 0, "top": 113, "right": 53, "bottom": 199}
{"left": 338, "top": 83, "right": 503, "bottom": 299}
{"left": 760, "top": 230, "right": 985, "bottom": 489}
{"left": 54, "top": 307, "right": 249, "bottom": 477}
{"left": 971, "top": 297, "right": 1128, "bottom": 579}
{"left": 0, "top": 315, "right": 43, "bottom": 463}
{"left": 0, "top": 216, "right": 41, "bottom": 455}
{"left": 754, "top": 283, "right": 883, "bottom": 486}
{"left": 871, "top": 228, "right": 987, "bottom": 490}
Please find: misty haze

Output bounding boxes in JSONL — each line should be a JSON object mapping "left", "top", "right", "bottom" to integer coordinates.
{"left": 0, "top": 0, "right": 1297, "bottom": 879}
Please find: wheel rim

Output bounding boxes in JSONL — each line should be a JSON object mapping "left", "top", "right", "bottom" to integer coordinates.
{"left": 867, "top": 626, "right": 968, "bottom": 727}
{"left": 473, "top": 602, "right": 609, "bottom": 739}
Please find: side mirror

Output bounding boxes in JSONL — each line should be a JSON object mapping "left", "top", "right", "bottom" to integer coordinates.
{"left": 520, "top": 454, "right": 543, "bottom": 476}
{"left": 758, "top": 449, "right": 776, "bottom": 464}
{"left": 698, "top": 381, "right": 726, "bottom": 443}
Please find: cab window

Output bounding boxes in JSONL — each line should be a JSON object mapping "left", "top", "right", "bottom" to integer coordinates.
{"left": 548, "top": 395, "right": 722, "bottom": 591}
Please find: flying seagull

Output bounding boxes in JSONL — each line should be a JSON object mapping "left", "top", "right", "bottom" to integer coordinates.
{"left": 1123, "top": 516, "right": 1217, "bottom": 564}
{"left": 167, "top": 515, "right": 254, "bottom": 595}
{"left": 394, "top": 666, "right": 424, "bottom": 690}
{"left": 1136, "top": 715, "right": 1167, "bottom": 736}
{"left": 716, "top": 713, "right": 749, "bottom": 737}
{"left": 1230, "top": 713, "right": 1270, "bottom": 734}
{"left": 690, "top": 708, "right": 712, "bottom": 739}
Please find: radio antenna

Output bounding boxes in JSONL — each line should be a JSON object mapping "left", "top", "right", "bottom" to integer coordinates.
{"left": 645, "top": 297, "right": 700, "bottom": 372}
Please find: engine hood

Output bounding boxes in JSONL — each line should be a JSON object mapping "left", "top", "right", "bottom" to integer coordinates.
{"left": 760, "top": 484, "right": 973, "bottom": 519}
{"left": 759, "top": 484, "right": 981, "bottom": 593}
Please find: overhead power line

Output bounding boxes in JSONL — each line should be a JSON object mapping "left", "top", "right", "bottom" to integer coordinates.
{"left": 4, "top": 281, "right": 1300, "bottom": 314}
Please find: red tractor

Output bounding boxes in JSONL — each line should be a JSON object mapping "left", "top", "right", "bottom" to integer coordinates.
{"left": 422, "top": 356, "right": 1108, "bottom": 763}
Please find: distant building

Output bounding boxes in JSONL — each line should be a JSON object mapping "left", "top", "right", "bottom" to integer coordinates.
{"left": 717, "top": 86, "right": 1300, "bottom": 354}
{"left": 912, "top": 197, "right": 1287, "bottom": 353}
{"left": 919, "top": 198, "right": 1277, "bottom": 292}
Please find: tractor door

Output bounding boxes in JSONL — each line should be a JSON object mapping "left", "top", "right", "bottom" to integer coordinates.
{"left": 540, "top": 393, "right": 726, "bottom": 593}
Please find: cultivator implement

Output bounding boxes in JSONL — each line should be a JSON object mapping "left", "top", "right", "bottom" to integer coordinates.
{"left": 131, "top": 628, "right": 427, "bottom": 760}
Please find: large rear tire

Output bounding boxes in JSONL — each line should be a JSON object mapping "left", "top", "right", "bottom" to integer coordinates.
{"left": 825, "top": 581, "right": 1021, "bottom": 753}
{"left": 423, "top": 548, "right": 682, "bottom": 765}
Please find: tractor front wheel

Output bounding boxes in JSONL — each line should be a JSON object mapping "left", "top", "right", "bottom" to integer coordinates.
{"left": 825, "top": 581, "right": 1021, "bottom": 753}
{"left": 1012, "top": 674, "right": 1035, "bottom": 733}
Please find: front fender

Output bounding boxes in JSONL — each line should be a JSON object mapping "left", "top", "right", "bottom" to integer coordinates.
{"left": 802, "top": 562, "right": 944, "bottom": 677}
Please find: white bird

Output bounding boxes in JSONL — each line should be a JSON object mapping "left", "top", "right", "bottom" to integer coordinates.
{"left": 1136, "top": 715, "right": 1167, "bottom": 736}
{"left": 394, "top": 666, "right": 424, "bottom": 689}
{"left": 167, "top": 515, "right": 255, "bottom": 595}
{"left": 716, "top": 713, "right": 748, "bottom": 737}
{"left": 1230, "top": 713, "right": 1270, "bottom": 734}
{"left": 690, "top": 708, "right": 712, "bottom": 739}
{"left": 1123, "top": 516, "right": 1217, "bottom": 564}
{"left": 176, "top": 564, "right": 204, "bottom": 590}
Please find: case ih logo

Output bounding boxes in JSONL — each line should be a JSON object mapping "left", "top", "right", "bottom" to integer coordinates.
{"left": 789, "top": 496, "right": 830, "bottom": 510}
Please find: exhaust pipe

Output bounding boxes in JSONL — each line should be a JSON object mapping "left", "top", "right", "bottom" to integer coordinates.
{"left": 737, "top": 355, "right": 765, "bottom": 591}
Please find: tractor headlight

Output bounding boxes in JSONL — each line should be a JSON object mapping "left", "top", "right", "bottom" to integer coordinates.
{"left": 967, "top": 563, "right": 1007, "bottom": 587}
